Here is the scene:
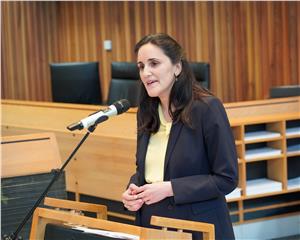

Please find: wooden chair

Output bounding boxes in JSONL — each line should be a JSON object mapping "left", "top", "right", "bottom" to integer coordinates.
{"left": 29, "top": 207, "right": 192, "bottom": 240}
{"left": 43, "top": 197, "right": 107, "bottom": 220}
{"left": 151, "top": 216, "right": 215, "bottom": 240}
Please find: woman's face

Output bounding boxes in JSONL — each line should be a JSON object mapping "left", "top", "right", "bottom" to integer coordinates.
{"left": 137, "top": 43, "right": 181, "bottom": 102}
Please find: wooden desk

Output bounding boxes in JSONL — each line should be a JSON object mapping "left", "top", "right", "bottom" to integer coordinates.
{"left": 2, "top": 100, "right": 137, "bottom": 201}
{"left": 2, "top": 97, "right": 300, "bottom": 224}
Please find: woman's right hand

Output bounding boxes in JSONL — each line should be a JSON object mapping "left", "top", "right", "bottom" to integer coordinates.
{"left": 122, "top": 183, "right": 144, "bottom": 211}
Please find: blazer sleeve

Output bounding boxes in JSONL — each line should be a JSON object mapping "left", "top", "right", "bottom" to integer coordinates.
{"left": 126, "top": 163, "right": 138, "bottom": 189}
{"left": 171, "top": 97, "right": 238, "bottom": 204}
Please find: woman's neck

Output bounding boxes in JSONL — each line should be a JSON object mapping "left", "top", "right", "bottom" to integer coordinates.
{"left": 159, "top": 98, "right": 172, "bottom": 123}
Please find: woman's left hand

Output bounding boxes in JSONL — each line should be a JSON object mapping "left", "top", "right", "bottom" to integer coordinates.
{"left": 136, "top": 181, "right": 174, "bottom": 205}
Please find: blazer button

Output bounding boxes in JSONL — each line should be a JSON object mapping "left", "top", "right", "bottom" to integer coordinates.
{"left": 167, "top": 204, "right": 173, "bottom": 210}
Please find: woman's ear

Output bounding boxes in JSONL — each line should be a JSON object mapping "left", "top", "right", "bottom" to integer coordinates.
{"left": 175, "top": 61, "right": 182, "bottom": 77}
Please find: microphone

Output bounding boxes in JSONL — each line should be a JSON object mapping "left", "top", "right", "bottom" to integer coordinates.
{"left": 67, "top": 99, "right": 130, "bottom": 131}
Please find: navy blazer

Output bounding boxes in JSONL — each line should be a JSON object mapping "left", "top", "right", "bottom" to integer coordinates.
{"left": 129, "top": 96, "right": 238, "bottom": 240}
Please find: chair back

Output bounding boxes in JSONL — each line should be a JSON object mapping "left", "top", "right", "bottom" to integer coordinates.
{"left": 151, "top": 215, "right": 215, "bottom": 240}
{"left": 107, "top": 62, "right": 140, "bottom": 107}
{"left": 43, "top": 197, "right": 107, "bottom": 219}
{"left": 189, "top": 62, "right": 210, "bottom": 90}
{"left": 50, "top": 62, "right": 102, "bottom": 104}
{"left": 269, "top": 85, "right": 300, "bottom": 98}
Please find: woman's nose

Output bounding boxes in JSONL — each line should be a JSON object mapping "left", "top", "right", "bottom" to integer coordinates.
{"left": 142, "top": 65, "right": 152, "bottom": 77}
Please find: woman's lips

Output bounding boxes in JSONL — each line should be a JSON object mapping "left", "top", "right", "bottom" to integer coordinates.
{"left": 146, "top": 80, "right": 158, "bottom": 86}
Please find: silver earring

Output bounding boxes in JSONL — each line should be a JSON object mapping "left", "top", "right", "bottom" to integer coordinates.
{"left": 174, "top": 74, "right": 178, "bottom": 82}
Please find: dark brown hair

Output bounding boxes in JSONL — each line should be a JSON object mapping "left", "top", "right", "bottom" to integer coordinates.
{"left": 135, "top": 33, "right": 211, "bottom": 134}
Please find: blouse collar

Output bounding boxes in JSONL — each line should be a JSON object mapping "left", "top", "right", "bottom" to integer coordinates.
{"left": 158, "top": 104, "right": 172, "bottom": 135}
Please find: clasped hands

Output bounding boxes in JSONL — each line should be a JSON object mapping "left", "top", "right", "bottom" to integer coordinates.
{"left": 122, "top": 182, "right": 173, "bottom": 211}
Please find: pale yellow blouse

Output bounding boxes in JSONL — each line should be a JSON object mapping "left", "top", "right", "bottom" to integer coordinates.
{"left": 144, "top": 104, "right": 172, "bottom": 183}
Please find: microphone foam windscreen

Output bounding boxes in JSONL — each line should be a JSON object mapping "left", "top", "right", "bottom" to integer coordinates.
{"left": 115, "top": 99, "right": 131, "bottom": 114}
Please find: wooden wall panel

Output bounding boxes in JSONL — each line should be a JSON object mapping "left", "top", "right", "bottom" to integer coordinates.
{"left": 1, "top": 1, "right": 299, "bottom": 103}
{"left": 1, "top": 2, "right": 57, "bottom": 101}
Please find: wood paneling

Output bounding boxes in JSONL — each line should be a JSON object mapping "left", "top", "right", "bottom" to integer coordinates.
{"left": 1, "top": 1, "right": 299, "bottom": 103}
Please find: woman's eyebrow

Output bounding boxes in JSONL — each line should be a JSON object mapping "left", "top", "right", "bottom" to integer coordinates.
{"left": 137, "top": 58, "right": 160, "bottom": 65}
{"left": 148, "top": 58, "right": 159, "bottom": 61}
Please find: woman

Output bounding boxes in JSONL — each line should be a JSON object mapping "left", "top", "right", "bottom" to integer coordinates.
{"left": 122, "top": 33, "right": 238, "bottom": 239}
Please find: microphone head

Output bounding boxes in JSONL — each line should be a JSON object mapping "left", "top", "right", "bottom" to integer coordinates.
{"left": 114, "top": 99, "right": 131, "bottom": 114}
{"left": 67, "top": 122, "right": 83, "bottom": 131}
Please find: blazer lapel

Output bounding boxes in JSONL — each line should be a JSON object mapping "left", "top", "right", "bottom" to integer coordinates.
{"left": 164, "top": 122, "right": 183, "bottom": 175}
{"left": 137, "top": 132, "right": 150, "bottom": 183}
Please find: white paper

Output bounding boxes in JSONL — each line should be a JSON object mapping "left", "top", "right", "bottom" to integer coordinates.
{"left": 287, "top": 177, "right": 300, "bottom": 190}
{"left": 244, "top": 131, "right": 281, "bottom": 141}
{"left": 286, "top": 127, "right": 300, "bottom": 136}
{"left": 72, "top": 226, "right": 139, "bottom": 240}
{"left": 246, "top": 178, "right": 282, "bottom": 196}
{"left": 287, "top": 144, "right": 300, "bottom": 154}
{"left": 245, "top": 147, "right": 281, "bottom": 160}
{"left": 226, "top": 187, "right": 241, "bottom": 199}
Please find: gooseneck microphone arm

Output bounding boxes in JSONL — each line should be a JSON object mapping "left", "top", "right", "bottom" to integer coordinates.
{"left": 3, "top": 99, "right": 130, "bottom": 240}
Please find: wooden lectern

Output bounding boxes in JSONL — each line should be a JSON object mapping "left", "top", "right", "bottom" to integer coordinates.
{"left": 30, "top": 207, "right": 193, "bottom": 240}
{"left": 1, "top": 132, "right": 62, "bottom": 178}
{"left": 1, "top": 132, "right": 65, "bottom": 238}
{"left": 41, "top": 197, "right": 215, "bottom": 239}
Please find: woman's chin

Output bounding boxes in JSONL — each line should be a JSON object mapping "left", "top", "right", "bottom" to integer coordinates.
{"left": 146, "top": 90, "right": 159, "bottom": 98}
